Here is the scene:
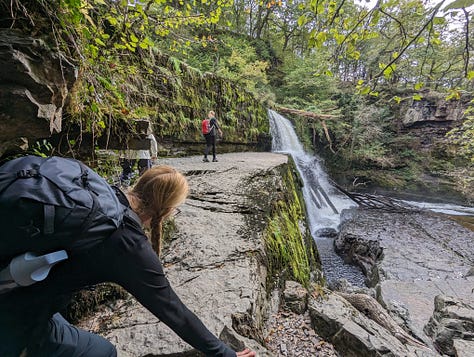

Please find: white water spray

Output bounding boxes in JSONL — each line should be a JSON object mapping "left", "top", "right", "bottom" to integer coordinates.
{"left": 269, "top": 109, "right": 356, "bottom": 234}
{"left": 269, "top": 109, "right": 365, "bottom": 286}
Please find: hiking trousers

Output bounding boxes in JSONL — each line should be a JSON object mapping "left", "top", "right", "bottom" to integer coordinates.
{"left": 37, "top": 313, "right": 117, "bottom": 357}
{"left": 204, "top": 134, "right": 216, "bottom": 159}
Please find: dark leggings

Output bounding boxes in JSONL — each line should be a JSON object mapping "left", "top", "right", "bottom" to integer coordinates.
{"left": 204, "top": 134, "right": 216, "bottom": 159}
{"left": 37, "top": 313, "right": 116, "bottom": 357}
{"left": 120, "top": 158, "right": 151, "bottom": 179}
{"left": 137, "top": 158, "right": 151, "bottom": 176}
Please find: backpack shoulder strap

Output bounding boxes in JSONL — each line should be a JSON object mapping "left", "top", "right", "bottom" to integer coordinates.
{"left": 111, "top": 185, "right": 142, "bottom": 228}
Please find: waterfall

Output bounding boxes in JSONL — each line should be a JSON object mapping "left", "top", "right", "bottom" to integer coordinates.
{"left": 269, "top": 109, "right": 366, "bottom": 286}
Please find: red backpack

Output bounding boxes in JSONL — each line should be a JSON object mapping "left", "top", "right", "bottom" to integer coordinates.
{"left": 201, "top": 119, "right": 210, "bottom": 135}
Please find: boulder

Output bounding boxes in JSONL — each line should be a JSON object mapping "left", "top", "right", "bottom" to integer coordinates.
{"left": 282, "top": 280, "right": 308, "bottom": 315}
{"left": 308, "top": 289, "right": 436, "bottom": 356}
{"left": 425, "top": 295, "right": 474, "bottom": 356}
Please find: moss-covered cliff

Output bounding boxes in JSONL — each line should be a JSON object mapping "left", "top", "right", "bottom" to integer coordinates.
{"left": 1, "top": 2, "right": 271, "bottom": 159}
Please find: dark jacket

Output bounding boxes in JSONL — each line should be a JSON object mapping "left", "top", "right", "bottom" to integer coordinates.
{"left": 209, "top": 117, "right": 220, "bottom": 136}
{"left": 0, "top": 191, "right": 235, "bottom": 357}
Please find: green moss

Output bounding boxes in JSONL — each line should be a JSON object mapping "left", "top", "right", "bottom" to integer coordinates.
{"left": 65, "top": 283, "right": 128, "bottom": 324}
{"left": 263, "top": 163, "right": 319, "bottom": 288}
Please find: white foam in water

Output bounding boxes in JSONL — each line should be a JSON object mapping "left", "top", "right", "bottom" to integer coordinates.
{"left": 269, "top": 109, "right": 357, "bottom": 232}
{"left": 269, "top": 109, "right": 364, "bottom": 286}
{"left": 401, "top": 200, "right": 474, "bottom": 216}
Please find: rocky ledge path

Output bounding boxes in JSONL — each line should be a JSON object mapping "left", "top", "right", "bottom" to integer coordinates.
{"left": 79, "top": 152, "right": 336, "bottom": 356}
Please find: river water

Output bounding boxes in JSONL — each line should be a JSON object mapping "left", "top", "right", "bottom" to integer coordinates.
{"left": 268, "top": 109, "right": 474, "bottom": 287}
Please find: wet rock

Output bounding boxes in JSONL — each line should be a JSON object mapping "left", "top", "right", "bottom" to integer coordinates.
{"left": 425, "top": 295, "right": 474, "bottom": 356}
{"left": 337, "top": 208, "right": 474, "bottom": 349}
{"left": 283, "top": 281, "right": 308, "bottom": 314}
{"left": 315, "top": 227, "right": 338, "bottom": 237}
{"left": 327, "top": 278, "right": 375, "bottom": 297}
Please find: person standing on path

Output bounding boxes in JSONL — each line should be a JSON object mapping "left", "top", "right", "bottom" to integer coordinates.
{"left": 136, "top": 129, "right": 158, "bottom": 175}
{"left": 120, "top": 120, "right": 158, "bottom": 184}
{"left": 203, "top": 110, "right": 223, "bottom": 162}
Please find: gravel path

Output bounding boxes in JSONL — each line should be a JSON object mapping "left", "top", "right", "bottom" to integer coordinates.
{"left": 264, "top": 311, "right": 339, "bottom": 356}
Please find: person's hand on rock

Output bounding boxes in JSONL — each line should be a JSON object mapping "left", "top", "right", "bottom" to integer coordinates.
{"left": 236, "top": 348, "right": 256, "bottom": 357}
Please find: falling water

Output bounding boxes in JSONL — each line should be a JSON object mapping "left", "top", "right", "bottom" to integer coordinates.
{"left": 269, "top": 109, "right": 366, "bottom": 286}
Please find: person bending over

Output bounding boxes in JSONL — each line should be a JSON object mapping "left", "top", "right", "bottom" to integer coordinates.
{"left": 0, "top": 165, "right": 255, "bottom": 357}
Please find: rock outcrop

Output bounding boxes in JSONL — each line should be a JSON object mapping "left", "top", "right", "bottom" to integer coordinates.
{"left": 308, "top": 289, "right": 437, "bottom": 356}
{"left": 0, "top": 29, "right": 76, "bottom": 156}
{"left": 79, "top": 152, "right": 294, "bottom": 356}
{"left": 399, "top": 91, "right": 472, "bottom": 152}
{"left": 73, "top": 153, "right": 474, "bottom": 357}
{"left": 334, "top": 208, "right": 474, "bottom": 356}
{"left": 401, "top": 92, "right": 468, "bottom": 128}
{"left": 425, "top": 295, "right": 474, "bottom": 356}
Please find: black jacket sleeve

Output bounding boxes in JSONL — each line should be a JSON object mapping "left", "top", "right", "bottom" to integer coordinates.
{"left": 98, "top": 219, "right": 236, "bottom": 357}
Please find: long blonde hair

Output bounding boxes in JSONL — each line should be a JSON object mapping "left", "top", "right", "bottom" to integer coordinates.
{"left": 128, "top": 165, "right": 189, "bottom": 255}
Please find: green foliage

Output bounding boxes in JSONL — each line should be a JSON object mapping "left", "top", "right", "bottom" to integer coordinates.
{"left": 217, "top": 48, "right": 269, "bottom": 93}
{"left": 277, "top": 53, "right": 337, "bottom": 106}
{"left": 5, "top": 0, "right": 474, "bottom": 180}
{"left": 447, "top": 112, "right": 474, "bottom": 163}
{"left": 29, "top": 139, "right": 53, "bottom": 158}
{"left": 90, "top": 151, "right": 123, "bottom": 185}
{"left": 170, "top": 33, "right": 272, "bottom": 100}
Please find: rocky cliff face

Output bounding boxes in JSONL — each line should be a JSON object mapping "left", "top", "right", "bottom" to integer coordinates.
{"left": 0, "top": 29, "right": 76, "bottom": 156}
{"left": 0, "top": 24, "right": 270, "bottom": 158}
{"left": 399, "top": 91, "right": 471, "bottom": 150}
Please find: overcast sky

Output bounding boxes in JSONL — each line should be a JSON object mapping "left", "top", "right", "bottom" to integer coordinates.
{"left": 354, "top": 0, "right": 471, "bottom": 29}
{"left": 355, "top": 0, "right": 472, "bottom": 11}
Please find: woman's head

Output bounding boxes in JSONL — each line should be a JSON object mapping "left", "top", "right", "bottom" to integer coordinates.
{"left": 208, "top": 110, "right": 215, "bottom": 118}
{"left": 128, "top": 165, "right": 189, "bottom": 255}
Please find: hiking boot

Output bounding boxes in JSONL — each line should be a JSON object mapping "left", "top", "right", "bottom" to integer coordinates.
{"left": 203, "top": 157, "right": 209, "bottom": 162}
{"left": 212, "top": 158, "right": 218, "bottom": 162}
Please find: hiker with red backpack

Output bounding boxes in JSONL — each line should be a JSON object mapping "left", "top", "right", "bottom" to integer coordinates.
{"left": 202, "top": 110, "right": 223, "bottom": 162}
{"left": 0, "top": 156, "right": 255, "bottom": 357}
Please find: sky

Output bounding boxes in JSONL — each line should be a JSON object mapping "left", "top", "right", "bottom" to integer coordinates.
{"left": 355, "top": 0, "right": 473, "bottom": 11}
{"left": 354, "top": 0, "right": 472, "bottom": 29}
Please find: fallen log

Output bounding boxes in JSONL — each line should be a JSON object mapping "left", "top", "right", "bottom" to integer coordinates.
{"left": 332, "top": 182, "right": 419, "bottom": 212}
{"left": 276, "top": 106, "right": 339, "bottom": 120}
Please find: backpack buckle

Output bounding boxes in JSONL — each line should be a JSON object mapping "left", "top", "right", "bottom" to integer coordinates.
{"left": 16, "top": 169, "right": 40, "bottom": 178}
{"left": 19, "top": 221, "right": 41, "bottom": 238}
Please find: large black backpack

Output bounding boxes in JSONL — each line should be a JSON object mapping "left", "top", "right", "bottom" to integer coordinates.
{"left": 0, "top": 155, "right": 126, "bottom": 262}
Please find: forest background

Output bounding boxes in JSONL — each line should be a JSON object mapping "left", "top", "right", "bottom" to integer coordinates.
{"left": 2, "top": 0, "right": 474, "bottom": 202}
